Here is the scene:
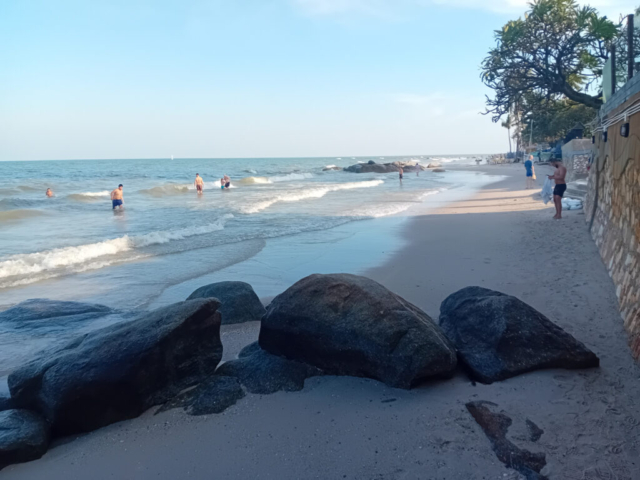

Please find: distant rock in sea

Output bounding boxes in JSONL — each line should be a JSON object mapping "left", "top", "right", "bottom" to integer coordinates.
{"left": 343, "top": 160, "right": 425, "bottom": 174}
{"left": 259, "top": 273, "right": 457, "bottom": 389}
{"left": 439, "top": 287, "right": 599, "bottom": 384}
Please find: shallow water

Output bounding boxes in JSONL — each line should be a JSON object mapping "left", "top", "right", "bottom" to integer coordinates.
{"left": 0, "top": 155, "right": 489, "bottom": 375}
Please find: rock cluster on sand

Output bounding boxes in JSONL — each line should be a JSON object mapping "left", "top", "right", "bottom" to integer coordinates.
{"left": 0, "top": 298, "right": 113, "bottom": 331}
{"left": 343, "top": 161, "right": 424, "bottom": 174}
{"left": 0, "top": 410, "right": 50, "bottom": 471}
{"left": 187, "top": 281, "right": 265, "bottom": 325}
{"left": 260, "top": 274, "right": 457, "bottom": 389}
{"left": 0, "top": 275, "right": 602, "bottom": 471}
{"left": 8, "top": 299, "right": 223, "bottom": 436}
{"left": 439, "top": 287, "right": 599, "bottom": 384}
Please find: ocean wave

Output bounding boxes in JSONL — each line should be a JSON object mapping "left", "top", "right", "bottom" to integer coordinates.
{"left": 0, "top": 214, "right": 234, "bottom": 282}
{"left": 236, "top": 176, "right": 272, "bottom": 185}
{"left": 244, "top": 169, "right": 258, "bottom": 174}
{"left": 139, "top": 183, "right": 194, "bottom": 196}
{"left": 268, "top": 173, "right": 314, "bottom": 182}
{"left": 324, "top": 165, "right": 337, "bottom": 169}
{"left": 0, "top": 209, "right": 45, "bottom": 222}
{"left": 67, "top": 191, "right": 110, "bottom": 202}
{"left": 0, "top": 198, "right": 43, "bottom": 209}
{"left": 240, "top": 180, "right": 384, "bottom": 214}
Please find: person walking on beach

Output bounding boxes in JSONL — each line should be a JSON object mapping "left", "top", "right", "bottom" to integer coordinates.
{"left": 548, "top": 160, "right": 567, "bottom": 219}
{"left": 524, "top": 155, "right": 536, "bottom": 189}
{"left": 45, "top": 188, "right": 54, "bottom": 197}
{"left": 194, "top": 173, "right": 204, "bottom": 194}
{"left": 111, "top": 184, "right": 124, "bottom": 210}
{"left": 399, "top": 167, "right": 404, "bottom": 180}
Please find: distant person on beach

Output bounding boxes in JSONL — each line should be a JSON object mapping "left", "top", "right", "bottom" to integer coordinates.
{"left": 399, "top": 167, "right": 403, "bottom": 180}
{"left": 548, "top": 160, "right": 567, "bottom": 219}
{"left": 45, "top": 188, "right": 54, "bottom": 197}
{"left": 111, "top": 184, "right": 124, "bottom": 210}
{"left": 524, "top": 155, "right": 536, "bottom": 189}
{"left": 223, "top": 175, "right": 231, "bottom": 189}
{"left": 194, "top": 173, "right": 204, "bottom": 194}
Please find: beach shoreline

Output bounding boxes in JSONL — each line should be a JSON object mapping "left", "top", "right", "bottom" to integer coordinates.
{"left": 3, "top": 163, "right": 640, "bottom": 479}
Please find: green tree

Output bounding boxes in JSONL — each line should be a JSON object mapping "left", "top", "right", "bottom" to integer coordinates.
{"left": 481, "top": 0, "right": 618, "bottom": 122}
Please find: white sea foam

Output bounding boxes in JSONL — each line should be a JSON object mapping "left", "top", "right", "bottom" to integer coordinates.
{"left": 67, "top": 191, "right": 110, "bottom": 202}
{"left": 0, "top": 214, "right": 234, "bottom": 281}
{"left": 268, "top": 173, "right": 314, "bottom": 182}
{"left": 324, "top": 165, "right": 338, "bottom": 169}
{"left": 240, "top": 180, "right": 384, "bottom": 214}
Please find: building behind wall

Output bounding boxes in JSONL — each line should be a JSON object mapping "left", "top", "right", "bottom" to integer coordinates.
{"left": 586, "top": 75, "right": 640, "bottom": 358}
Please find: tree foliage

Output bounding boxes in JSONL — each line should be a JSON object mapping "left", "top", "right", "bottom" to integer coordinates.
{"left": 482, "top": 0, "right": 618, "bottom": 122}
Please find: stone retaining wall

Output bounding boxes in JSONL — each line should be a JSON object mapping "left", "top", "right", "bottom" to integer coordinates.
{"left": 586, "top": 93, "right": 640, "bottom": 358}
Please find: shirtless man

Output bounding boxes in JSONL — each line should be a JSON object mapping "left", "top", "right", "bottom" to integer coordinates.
{"left": 111, "top": 184, "right": 124, "bottom": 210}
{"left": 223, "top": 175, "right": 231, "bottom": 189}
{"left": 548, "top": 160, "right": 567, "bottom": 219}
{"left": 194, "top": 173, "right": 204, "bottom": 194}
{"left": 45, "top": 188, "right": 54, "bottom": 197}
{"left": 399, "top": 167, "right": 404, "bottom": 180}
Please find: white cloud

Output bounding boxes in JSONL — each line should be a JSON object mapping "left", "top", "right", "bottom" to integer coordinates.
{"left": 292, "top": 0, "right": 636, "bottom": 19}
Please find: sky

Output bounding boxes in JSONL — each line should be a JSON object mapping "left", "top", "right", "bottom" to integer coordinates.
{"left": 0, "top": 0, "right": 637, "bottom": 161}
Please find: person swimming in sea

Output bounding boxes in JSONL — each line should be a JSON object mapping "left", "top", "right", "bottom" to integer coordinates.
{"left": 45, "top": 188, "right": 54, "bottom": 197}
{"left": 194, "top": 173, "right": 204, "bottom": 194}
{"left": 223, "top": 175, "right": 231, "bottom": 189}
{"left": 111, "top": 184, "right": 124, "bottom": 210}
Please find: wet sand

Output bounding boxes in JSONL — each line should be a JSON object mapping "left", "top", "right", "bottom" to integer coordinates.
{"left": 3, "top": 164, "right": 639, "bottom": 479}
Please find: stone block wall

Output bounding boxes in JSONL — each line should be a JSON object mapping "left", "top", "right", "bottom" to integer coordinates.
{"left": 586, "top": 94, "right": 640, "bottom": 358}
{"left": 562, "top": 139, "right": 592, "bottom": 181}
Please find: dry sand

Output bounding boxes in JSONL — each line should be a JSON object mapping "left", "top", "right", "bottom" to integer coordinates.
{"left": 3, "top": 164, "right": 639, "bottom": 480}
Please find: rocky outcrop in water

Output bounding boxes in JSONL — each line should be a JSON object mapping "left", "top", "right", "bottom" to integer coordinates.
{"left": 0, "top": 409, "right": 50, "bottom": 471}
{"left": 8, "top": 299, "right": 223, "bottom": 436}
{"left": 0, "top": 299, "right": 113, "bottom": 331}
{"left": 439, "top": 287, "right": 599, "bottom": 384}
{"left": 217, "top": 342, "right": 323, "bottom": 394}
{"left": 259, "top": 274, "right": 457, "bottom": 389}
{"left": 187, "top": 281, "right": 265, "bottom": 325}
{"left": 343, "top": 161, "right": 425, "bottom": 174}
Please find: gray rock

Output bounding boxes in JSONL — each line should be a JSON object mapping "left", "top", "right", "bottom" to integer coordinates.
{"left": 0, "top": 409, "right": 50, "bottom": 471}
{"left": 217, "top": 342, "right": 323, "bottom": 394}
{"left": 259, "top": 274, "right": 457, "bottom": 389}
{"left": 0, "top": 299, "right": 113, "bottom": 331}
{"left": 427, "top": 162, "right": 442, "bottom": 168}
{"left": 343, "top": 163, "right": 399, "bottom": 173}
{"left": 9, "top": 299, "right": 223, "bottom": 436}
{"left": 367, "top": 160, "right": 376, "bottom": 165}
{"left": 431, "top": 168, "right": 446, "bottom": 173}
{"left": 187, "top": 281, "right": 265, "bottom": 325}
{"left": 0, "top": 394, "right": 14, "bottom": 412}
{"left": 158, "top": 376, "right": 245, "bottom": 416}
{"left": 439, "top": 287, "right": 599, "bottom": 384}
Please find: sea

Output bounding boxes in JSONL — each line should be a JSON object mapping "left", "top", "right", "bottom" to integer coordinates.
{"left": 0, "top": 155, "right": 494, "bottom": 380}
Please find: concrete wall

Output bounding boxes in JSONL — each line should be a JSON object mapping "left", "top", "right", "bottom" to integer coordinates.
{"left": 586, "top": 90, "right": 640, "bottom": 358}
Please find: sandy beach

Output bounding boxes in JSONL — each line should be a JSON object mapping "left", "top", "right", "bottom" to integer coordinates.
{"left": 3, "top": 163, "right": 639, "bottom": 480}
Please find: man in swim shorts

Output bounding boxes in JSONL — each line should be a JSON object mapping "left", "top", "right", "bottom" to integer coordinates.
{"left": 524, "top": 155, "right": 535, "bottom": 189}
{"left": 111, "top": 184, "right": 124, "bottom": 210}
{"left": 548, "top": 160, "right": 567, "bottom": 219}
{"left": 399, "top": 167, "right": 403, "bottom": 180}
{"left": 223, "top": 175, "right": 231, "bottom": 189}
{"left": 194, "top": 173, "right": 204, "bottom": 193}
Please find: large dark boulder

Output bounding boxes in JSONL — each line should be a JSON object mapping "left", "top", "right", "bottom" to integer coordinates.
{"left": 217, "top": 342, "right": 323, "bottom": 394}
{"left": 0, "top": 299, "right": 113, "bottom": 331}
{"left": 0, "top": 394, "right": 14, "bottom": 412}
{"left": 158, "top": 376, "right": 245, "bottom": 416}
{"left": 187, "top": 281, "right": 265, "bottom": 325}
{"left": 439, "top": 287, "right": 599, "bottom": 384}
{"left": 8, "top": 299, "right": 223, "bottom": 436}
{"left": 0, "top": 409, "right": 50, "bottom": 471}
{"left": 259, "top": 274, "right": 457, "bottom": 389}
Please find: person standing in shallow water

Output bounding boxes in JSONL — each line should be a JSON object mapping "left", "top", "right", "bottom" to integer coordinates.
{"left": 399, "top": 167, "right": 404, "bottom": 180}
{"left": 548, "top": 160, "right": 567, "bottom": 219}
{"left": 524, "top": 155, "right": 535, "bottom": 189}
{"left": 194, "top": 173, "right": 204, "bottom": 194}
{"left": 111, "top": 184, "right": 124, "bottom": 210}
{"left": 45, "top": 188, "right": 54, "bottom": 197}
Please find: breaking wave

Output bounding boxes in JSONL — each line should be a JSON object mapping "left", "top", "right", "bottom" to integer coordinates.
{"left": 268, "top": 173, "right": 314, "bottom": 182}
{"left": 139, "top": 183, "right": 194, "bottom": 196}
{"left": 240, "top": 180, "right": 384, "bottom": 214}
{"left": 0, "top": 214, "right": 234, "bottom": 284}
{"left": 67, "top": 191, "right": 110, "bottom": 202}
{"left": 236, "top": 176, "right": 272, "bottom": 185}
